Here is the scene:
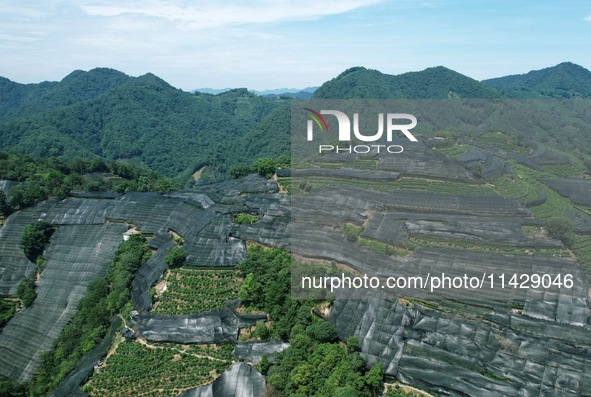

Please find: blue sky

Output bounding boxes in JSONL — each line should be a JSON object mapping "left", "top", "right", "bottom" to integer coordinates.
{"left": 0, "top": 0, "right": 589, "bottom": 91}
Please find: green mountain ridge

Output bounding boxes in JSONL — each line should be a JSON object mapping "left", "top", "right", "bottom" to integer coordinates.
{"left": 313, "top": 66, "right": 503, "bottom": 99}
{"left": 0, "top": 68, "right": 130, "bottom": 121}
{"left": 1, "top": 62, "right": 590, "bottom": 183}
{"left": 0, "top": 71, "right": 288, "bottom": 180}
{"left": 482, "top": 62, "right": 591, "bottom": 98}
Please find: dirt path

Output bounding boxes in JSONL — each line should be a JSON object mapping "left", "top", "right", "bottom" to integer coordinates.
{"left": 136, "top": 337, "right": 231, "bottom": 363}
{"left": 385, "top": 382, "right": 435, "bottom": 396}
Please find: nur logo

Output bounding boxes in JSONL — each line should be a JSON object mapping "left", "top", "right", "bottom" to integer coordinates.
{"left": 304, "top": 108, "right": 418, "bottom": 154}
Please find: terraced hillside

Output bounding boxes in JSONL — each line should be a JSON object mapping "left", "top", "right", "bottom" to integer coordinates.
{"left": 1, "top": 68, "right": 591, "bottom": 397}
{"left": 286, "top": 98, "right": 591, "bottom": 396}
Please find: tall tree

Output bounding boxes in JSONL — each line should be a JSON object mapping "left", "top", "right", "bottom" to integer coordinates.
{"left": 0, "top": 191, "right": 9, "bottom": 216}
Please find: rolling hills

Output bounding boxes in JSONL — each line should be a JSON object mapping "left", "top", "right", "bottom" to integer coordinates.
{"left": 1, "top": 62, "right": 590, "bottom": 185}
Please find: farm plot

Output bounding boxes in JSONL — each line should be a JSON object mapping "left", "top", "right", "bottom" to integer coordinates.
{"left": 151, "top": 268, "right": 242, "bottom": 315}
{"left": 0, "top": 200, "right": 58, "bottom": 295}
{"left": 177, "top": 362, "right": 266, "bottom": 397}
{"left": 294, "top": 186, "right": 528, "bottom": 218}
{"left": 329, "top": 290, "right": 591, "bottom": 397}
{"left": 311, "top": 139, "right": 477, "bottom": 181}
{"left": 492, "top": 163, "right": 591, "bottom": 271}
{"left": 128, "top": 308, "right": 264, "bottom": 344}
{"left": 0, "top": 223, "right": 126, "bottom": 381}
{"left": 473, "top": 131, "right": 531, "bottom": 155}
{"left": 85, "top": 340, "right": 234, "bottom": 397}
{"left": 296, "top": 176, "right": 496, "bottom": 196}
{"left": 541, "top": 177, "right": 591, "bottom": 207}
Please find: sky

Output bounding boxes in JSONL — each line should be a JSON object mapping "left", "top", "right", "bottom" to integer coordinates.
{"left": 1, "top": 0, "right": 590, "bottom": 91}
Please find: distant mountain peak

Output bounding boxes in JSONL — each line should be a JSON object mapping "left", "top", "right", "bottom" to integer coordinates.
{"left": 61, "top": 67, "right": 129, "bottom": 83}
{"left": 314, "top": 65, "right": 501, "bottom": 99}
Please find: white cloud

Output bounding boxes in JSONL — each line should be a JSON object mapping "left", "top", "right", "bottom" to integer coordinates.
{"left": 585, "top": 15, "right": 591, "bottom": 22}
{"left": 77, "top": 0, "right": 382, "bottom": 29}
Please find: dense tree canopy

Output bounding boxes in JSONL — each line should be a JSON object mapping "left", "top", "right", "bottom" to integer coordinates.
{"left": 545, "top": 217, "right": 576, "bottom": 247}
{"left": 0, "top": 191, "right": 9, "bottom": 216}
{"left": 0, "top": 152, "right": 179, "bottom": 210}
{"left": 0, "top": 70, "right": 292, "bottom": 183}
{"left": 16, "top": 277, "right": 37, "bottom": 307}
{"left": 164, "top": 246, "right": 186, "bottom": 268}
{"left": 20, "top": 221, "right": 55, "bottom": 263}
{"left": 237, "top": 247, "right": 383, "bottom": 396}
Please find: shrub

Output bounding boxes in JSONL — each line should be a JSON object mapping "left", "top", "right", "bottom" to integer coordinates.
{"left": 165, "top": 246, "right": 186, "bottom": 268}
{"left": 545, "top": 217, "right": 575, "bottom": 247}
{"left": 16, "top": 277, "right": 37, "bottom": 307}
{"left": 233, "top": 213, "right": 258, "bottom": 225}
{"left": 20, "top": 221, "right": 55, "bottom": 263}
{"left": 342, "top": 224, "right": 362, "bottom": 242}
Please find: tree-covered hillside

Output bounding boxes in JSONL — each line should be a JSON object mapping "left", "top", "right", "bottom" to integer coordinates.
{"left": 0, "top": 68, "right": 130, "bottom": 122}
{"left": 0, "top": 69, "right": 290, "bottom": 181}
{"left": 313, "top": 66, "right": 503, "bottom": 99}
{"left": 482, "top": 62, "right": 591, "bottom": 98}
{"left": 2, "top": 63, "right": 591, "bottom": 184}
{"left": 0, "top": 152, "right": 178, "bottom": 211}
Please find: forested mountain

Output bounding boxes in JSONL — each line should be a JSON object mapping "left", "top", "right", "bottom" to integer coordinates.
{"left": 0, "top": 68, "right": 130, "bottom": 121}
{"left": 482, "top": 62, "right": 591, "bottom": 98}
{"left": 0, "top": 69, "right": 289, "bottom": 181}
{"left": 312, "top": 66, "right": 502, "bottom": 99}
{"left": 1, "top": 63, "right": 590, "bottom": 184}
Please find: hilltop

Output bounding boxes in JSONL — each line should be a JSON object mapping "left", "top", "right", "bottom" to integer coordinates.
{"left": 313, "top": 66, "right": 502, "bottom": 99}
{"left": 482, "top": 62, "right": 591, "bottom": 98}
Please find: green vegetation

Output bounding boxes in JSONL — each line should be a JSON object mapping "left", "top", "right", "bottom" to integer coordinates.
{"left": 545, "top": 217, "right": 575, "bottom": 247}
{"left": 28, "top": 235, "right": 151, "bottom": 396}
{"left": 0, "top": 190, "right": 9, "bottom": 217}
{"left": 491, "top": 162, "right": 591, "bottom": 271}
{"left": 237, "top": 246, "right": 384, "bottom": 396}
{"left": 572, "top": 236, "right": 591, "bottom": 274}
{"left": 342, "top": 223, "right": 363, "bottom": 242}
{"left": 314, "top": 66, "right": 502, "bottom": 99}
{"left": 16, "top": 277, "right": 36, "bottom": 307}
{"left": 237, "top": 246, "right": 296, "bottom": 341}
{"left": 0, "top": 69, "right": 291, "bottom": 182}
{"left": 228, "top": 155, "right": 290, "bottom": 180}
{"left": 254, "top": 157, "right": 278, "bottom": 178}
{"left": 0, "top": 152, "right": 179, "bottom": 210}
{"left": 482, "top": 62, "right": 591, "bottom": 98}
{"left": 435, "top": 144, "right": 468, "bottom": 158}
{"left": 0, "top": 298, "right": 18, "bottom": 329}
{"left": 151, "top": 268, "right": 241, "bottom": 315}
{"left": 20, "top": 221, "right": 55, "bottom": 263}
{"left": 85, "top": 341, "right": 234, "bottom": 397}
{"left": 0, "top": 376, "right": 26, "bottom": 397}
{"left": 408, "top": 235, "right": 566, "bottom": 257}
{"left": 521, "top": 226, "right": 541, "bottom": 237}
{"left": 3, "top": 64, "right": 591, "bottom": 186}
{"left": 296, "top": 175, "right": 495, "bottom": 196}
{"left": 232, "top": 213, "right": 258, "bottom": 225}
{"left": 165, "top": 246, "right": 186, "bottom": 268}
{"left": 277, "top": 177, "right": 292, "bottom": 193}
{"left": 358, "top": 238, "right": 411, "bottom": 256}
{"left": 473, "top": 131, "right": 531, "bottom": 155}
{"left": 228, "top": 163, "right": 254, "bottom": 179}
{"left": 266, "top": 321, "right": 384, "bottom": 396}
{"left": 385, "top": 384, "right": 429, "bottom": 397}
{"left": 4, "top": 64, "right": 591, "bottom": 396}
